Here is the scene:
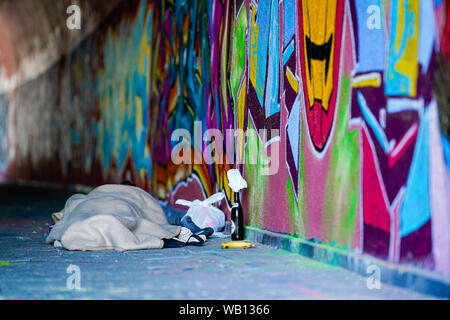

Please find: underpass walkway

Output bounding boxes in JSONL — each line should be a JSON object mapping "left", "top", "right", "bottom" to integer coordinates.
{"left": 0, "top": 185, "right": 436, "bottom": 299}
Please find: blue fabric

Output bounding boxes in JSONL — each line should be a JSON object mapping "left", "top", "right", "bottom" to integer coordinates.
{"left": 162, "top": 205, "right": 215, "bottom": 237}
{"left": 163, "top": 238, "right": 186, "bottom": 248}
{"left": 180, "top": 216, "right": 202, "bottom": 233}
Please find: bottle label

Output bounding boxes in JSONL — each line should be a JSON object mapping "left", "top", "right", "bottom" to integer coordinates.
{"left": 231, "top": 220, "right": 236, "bottom": 235}
{"left": 232, "top": 203, "right": 239, "bottom": 208}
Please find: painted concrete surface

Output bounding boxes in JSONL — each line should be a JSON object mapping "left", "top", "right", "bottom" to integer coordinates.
{"left": 0, "top": 186, "right": 438, "bottom": 300}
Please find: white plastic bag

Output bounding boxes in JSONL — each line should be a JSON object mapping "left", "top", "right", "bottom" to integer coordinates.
{"left": 175, "top": 192, "right": 226, "bottom": 234}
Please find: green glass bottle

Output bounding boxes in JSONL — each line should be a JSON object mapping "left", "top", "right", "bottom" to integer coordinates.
{"left": 231, "top": 191, "right": 244, "bottom": 240}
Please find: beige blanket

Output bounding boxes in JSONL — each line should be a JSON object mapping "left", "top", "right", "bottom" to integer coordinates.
{"left": 46, "top": 184, "right": 181, "bottom": 251}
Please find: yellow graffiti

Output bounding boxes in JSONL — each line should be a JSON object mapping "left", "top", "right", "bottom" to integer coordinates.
{"left": 301, "top": 0, "right": 337, "bottom": 111}
{"left": 249, "top": 5, "right": 263, "bottom": 99}
{"left": 391, "top": 0, "right": 419, "bottom": 96}
{"left": 286, "top": 66, "right": 299, "bottom": 93}
{"left": 237, "top": 80, "right": 247, "bottom": 164}
{"left": 352, "top": 73, "right": 382, "bottom": 88}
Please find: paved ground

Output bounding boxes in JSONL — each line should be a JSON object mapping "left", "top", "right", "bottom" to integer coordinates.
{"left": 0, "top": 185, "right": 438, "bottom": 300}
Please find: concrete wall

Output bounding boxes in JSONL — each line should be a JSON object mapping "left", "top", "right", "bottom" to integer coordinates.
{"left": 0, "top": 0, "right": 449, "bottom": 278}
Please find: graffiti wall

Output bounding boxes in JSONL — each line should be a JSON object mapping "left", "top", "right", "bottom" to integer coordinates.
{"left": 0, "top": 93, "right": 8, "bottom": 180}
{"left": 1, "top": 0, "right": 449, "bottom": 276}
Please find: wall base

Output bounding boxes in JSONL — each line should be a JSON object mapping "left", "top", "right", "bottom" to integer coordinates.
{"left": 246, "top": 226, "right": 450, "bottom": 298}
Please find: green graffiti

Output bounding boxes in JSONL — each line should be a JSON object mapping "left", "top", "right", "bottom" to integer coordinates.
{"left": 245, "top": 121, "right": 269, "bottom": 226}
{"left": 324, "top": 76, "right": 360, "bottom": 248}
{"left": 230, "top": 5, "right": 248, "bottom": 99}
{"left": 286, "top": 112, "right": 307, "bottom": 237}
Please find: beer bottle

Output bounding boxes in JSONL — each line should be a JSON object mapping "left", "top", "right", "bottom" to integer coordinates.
{"left": 231, "top": 191, "right": 244, "bottom": 240}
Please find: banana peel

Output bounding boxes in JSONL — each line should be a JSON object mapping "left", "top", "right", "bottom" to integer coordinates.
{"left": 221, "top": 240, "right": 255, "bottom": 249}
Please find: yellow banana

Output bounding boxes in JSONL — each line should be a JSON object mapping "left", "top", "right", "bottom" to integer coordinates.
{"left": 221, "top": 241, "right": 255, "bottom": 249}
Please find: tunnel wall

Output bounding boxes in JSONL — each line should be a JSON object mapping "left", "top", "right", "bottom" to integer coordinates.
{"left": 0, "top": 0, "right": 449, "bottom": 277}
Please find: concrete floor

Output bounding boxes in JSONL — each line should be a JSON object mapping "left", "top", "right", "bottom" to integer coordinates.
{"left": 0, "top": 185, "right": 438, "bottom": 300}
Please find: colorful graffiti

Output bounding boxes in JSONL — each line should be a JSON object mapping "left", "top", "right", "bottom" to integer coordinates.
{"left": 0, "top": 94, "right": 8, "bottom": 179}
{"left": 348, "top": 0, "right": 445, "bottom": 265}
{"left": 150, "top": 0, "right": 235, "bottom": 205}
{"left": 1, "top": 0, "right": 449, "bottom": 276}
{"left": 299, "top": 0, "right": 345, "bottom": 153}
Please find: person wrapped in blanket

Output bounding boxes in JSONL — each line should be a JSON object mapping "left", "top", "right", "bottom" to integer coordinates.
{"left": 46, "top": 181, "right": 223, "bottom": 251}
